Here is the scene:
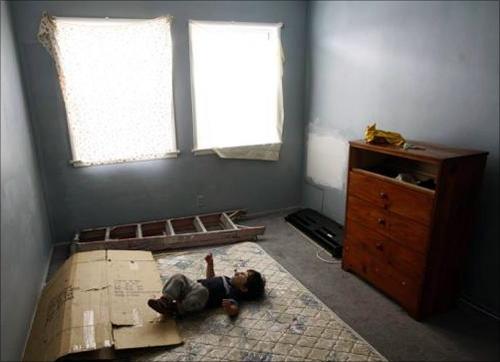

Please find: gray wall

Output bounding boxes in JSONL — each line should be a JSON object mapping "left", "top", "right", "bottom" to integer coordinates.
{"left": 304, "top": 1, "right": 499, "bottom": 314}
{"left": 9, "top": 1, "right": 308, "bottom": 243}
{"left": 1, "top": 1, "right": 53, "bottom": 360}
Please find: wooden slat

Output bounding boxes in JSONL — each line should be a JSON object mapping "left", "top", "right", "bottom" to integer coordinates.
{"left": 221, "top": 213, "right": 237, "bottom": 230}
{"left": 194, "top": 216, "right": 207, "bottom": 232}
{"left": 227, "top": 210, "right": 242, "bottom": 219}
{"left": 166, "top": 220, "right": 174, "bottom": 235}
{"left": 234, "top": 224, "right": 250, "bottom": 229}
{"left": 165, "top": 210, "right": 243, "bottom": 223}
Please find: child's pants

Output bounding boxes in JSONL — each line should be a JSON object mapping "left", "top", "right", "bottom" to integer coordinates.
{"left": 162, "top": 273, "right": 209, "bottom": 315}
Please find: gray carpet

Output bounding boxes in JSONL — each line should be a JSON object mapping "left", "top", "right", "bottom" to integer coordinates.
{"left": 246, "top": 212, "right": 499, "bottom": 362}
{"left": 47, "top": 212, "right": 499, "bottom": 361}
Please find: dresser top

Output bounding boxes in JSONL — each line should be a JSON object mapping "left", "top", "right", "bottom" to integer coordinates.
{"left": 350, "top": 140, "right": 488, "bottom": 163}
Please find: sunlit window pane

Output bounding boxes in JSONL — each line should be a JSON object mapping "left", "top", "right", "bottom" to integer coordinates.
{"left": 189, "top": 21, "right": 283, "bottom": 150}
{"left": 53, "top": 17, "right": 176, "bottom": 166}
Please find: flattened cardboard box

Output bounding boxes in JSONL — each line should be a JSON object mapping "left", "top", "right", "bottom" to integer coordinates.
{"left": 24, "top": 250, "right": 182, "bottom": 361}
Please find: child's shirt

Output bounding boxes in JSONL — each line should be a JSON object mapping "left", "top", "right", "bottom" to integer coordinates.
{"left": 197, "top": 276, "right": 240, "bottom": 308}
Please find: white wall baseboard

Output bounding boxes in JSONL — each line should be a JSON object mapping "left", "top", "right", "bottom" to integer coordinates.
{"left": 459, "top": 296, "right": 499, "bottom": 321}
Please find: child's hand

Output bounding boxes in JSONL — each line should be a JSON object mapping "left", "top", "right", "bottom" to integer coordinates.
{"left": 222, "top": 299, "right": 239, "bottom": 317}
{"left": 204, "top": 253, "right": 213, "bottom": 265}
{"left": 221, "top": 299, "right": 234, "bottom": 308}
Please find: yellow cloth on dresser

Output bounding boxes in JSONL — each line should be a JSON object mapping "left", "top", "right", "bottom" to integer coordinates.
{"left": 364, "top": 123, "right": 406, "bottom": 146}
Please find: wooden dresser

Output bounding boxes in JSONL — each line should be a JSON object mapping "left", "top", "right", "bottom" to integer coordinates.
{"left": 342, "top": 140, "right": 488, "bottom": 319}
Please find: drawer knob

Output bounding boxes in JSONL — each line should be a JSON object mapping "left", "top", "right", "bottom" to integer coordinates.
{"left": 379, "top": 192, "right": 388, "bottom": 199}
{"left": 401, "top": 281, "right": 407, "bottom": 286}
{"left": 377, "top": 218, "right": 386, "bottom": 225}
{"left": 375, "top": 242, "right": 384, "bottom": 251}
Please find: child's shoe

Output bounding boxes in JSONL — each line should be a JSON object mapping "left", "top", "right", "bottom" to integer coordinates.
{"left": 147, "top": 296, "right": 176, "bottom": 315}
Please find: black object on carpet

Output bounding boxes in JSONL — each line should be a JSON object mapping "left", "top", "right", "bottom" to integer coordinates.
{"left": 285, "top": 208, "right": 344, "bottom": 258}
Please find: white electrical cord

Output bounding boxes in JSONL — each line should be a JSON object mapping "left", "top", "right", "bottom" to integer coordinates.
{"left": 316, "top": 248, "right": 341, "bottom": 264}
{"left": 287, "top": 222, "right": 342, "bottom": 265}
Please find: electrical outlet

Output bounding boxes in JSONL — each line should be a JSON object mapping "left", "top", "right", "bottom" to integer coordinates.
{"left": 197, "top": 194, "right": 205, "bottom": 208}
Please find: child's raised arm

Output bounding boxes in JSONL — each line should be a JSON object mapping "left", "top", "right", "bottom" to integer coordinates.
{"left": 204, "top": 253, "right": 215, "bottom": 279}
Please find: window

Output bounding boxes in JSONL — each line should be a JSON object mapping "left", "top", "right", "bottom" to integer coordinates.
{"left": 189, "top": 21, "right": 284, "bottom": 160}
{"left": 38, "top": 15, "right": 177, "bottom": 166}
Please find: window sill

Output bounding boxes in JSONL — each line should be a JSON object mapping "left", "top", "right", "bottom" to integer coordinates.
{"left": 70, "top": 150, "right": 180, "bottom": 167}
{"left": 192, "top": 148, "right": 216, "bottom": 156}
{"left": 192, "top": 142, "right": 283, "bottom": 157}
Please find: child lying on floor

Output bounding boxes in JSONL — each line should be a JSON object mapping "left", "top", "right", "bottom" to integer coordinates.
{"left": 148, "top": 252, "right": 266, "bottom": 317}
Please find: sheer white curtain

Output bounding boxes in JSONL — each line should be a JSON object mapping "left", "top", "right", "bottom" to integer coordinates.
{"left": 38, "top": 14, "right": 177, "bottom": 166}
{"left": 189, "top": 21, "right": 284, "bottom": 161}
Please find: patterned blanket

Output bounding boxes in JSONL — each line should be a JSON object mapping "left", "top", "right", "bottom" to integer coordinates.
{"left": 129, "top": 242, "right": 385, "bottom": 361}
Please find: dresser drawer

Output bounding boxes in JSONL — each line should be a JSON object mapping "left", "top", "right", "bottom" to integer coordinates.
{"left": 343, "top": 242, "right": 421, "bottom": 314}
{"left": 345, "top": 218, "right": 426, "bottom": 280}
{"left": 348, "top": 169, "right": 434, "bottom": 226}
{"left": 347, "top": 195, "right": 430, "bottom": 255}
